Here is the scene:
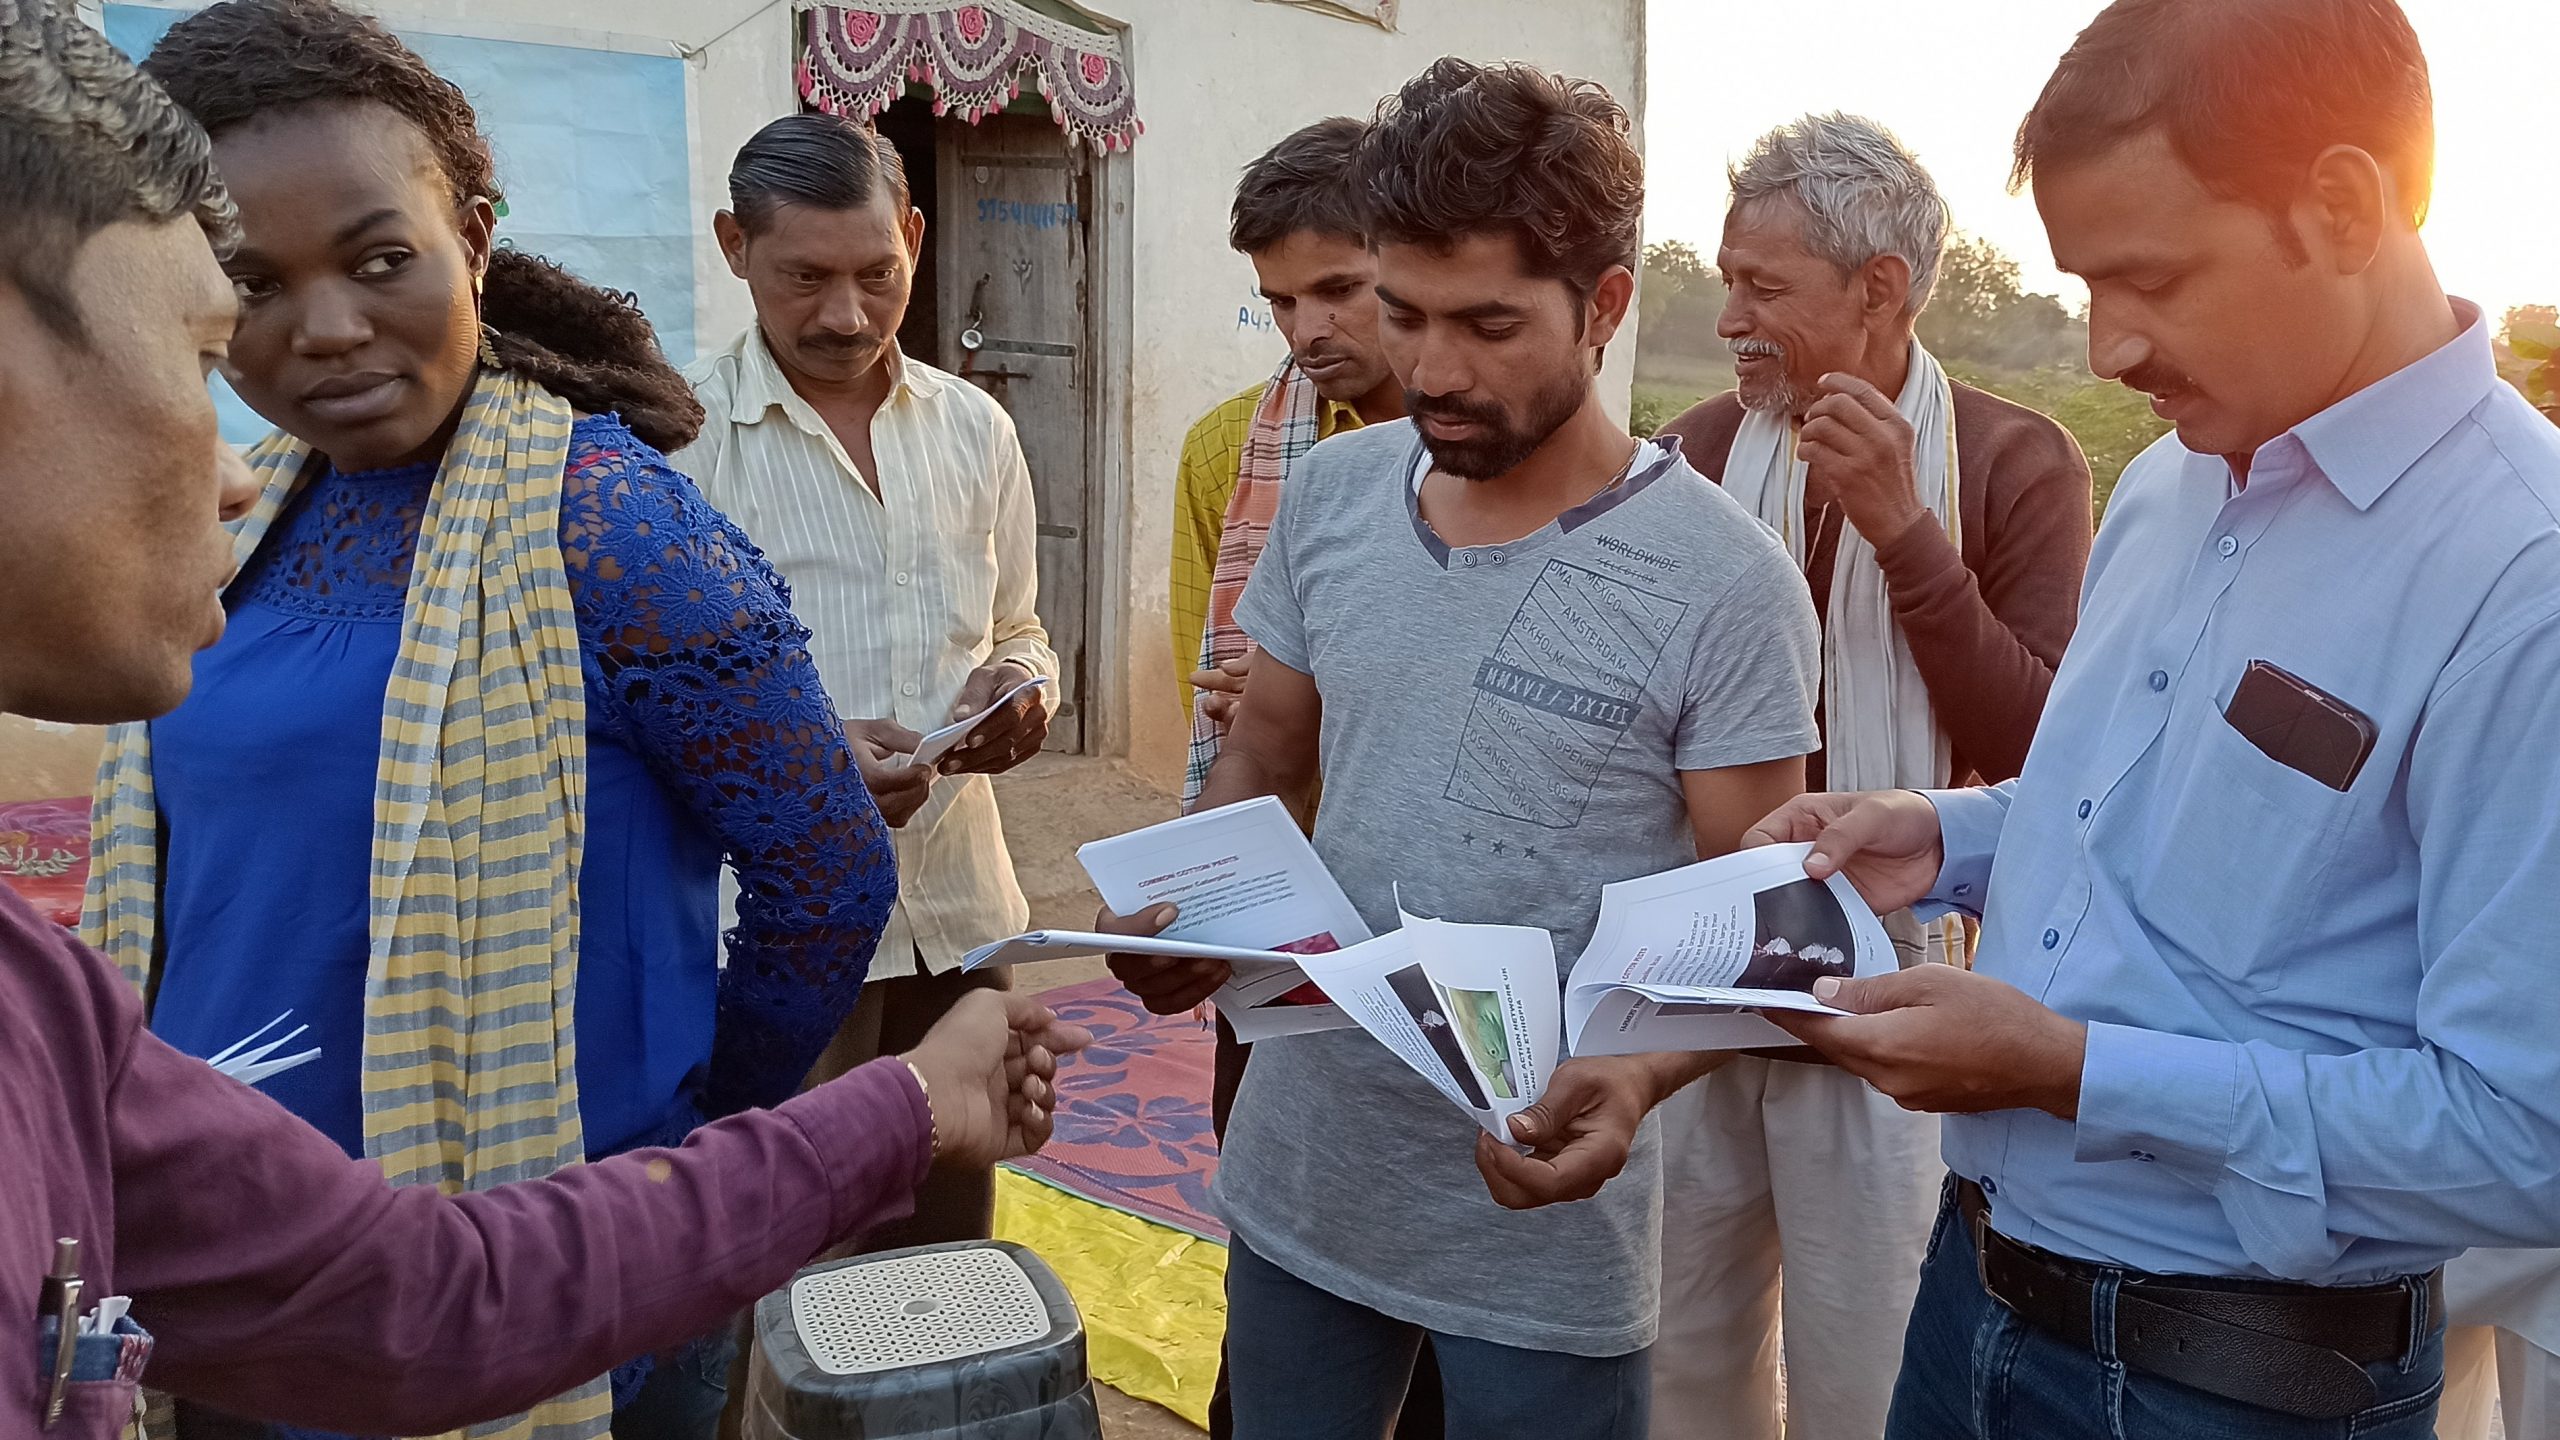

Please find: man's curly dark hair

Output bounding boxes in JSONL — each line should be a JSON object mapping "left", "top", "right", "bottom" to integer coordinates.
{"left": 1354, "top": 58, "right": 1644, "bottom": 298}
{"left": 143, "top": 0, "right": 703, "bottom": 451}
{"left": 0, "top": 0, "right": 236, "bottom": 341}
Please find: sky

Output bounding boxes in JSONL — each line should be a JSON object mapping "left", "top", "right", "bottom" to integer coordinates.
{"left": 1642, "top": 0, "right": 2557, "bottom": 326}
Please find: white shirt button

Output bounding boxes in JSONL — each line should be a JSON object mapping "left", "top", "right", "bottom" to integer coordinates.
{"left": 901, "top": 681, "right": 918, "bottom": 697}
{"left": 895, "top": 571, "right": 911, "bottom": 586}
{"left": 2218, "top": 534, "right": 2239, "bottom": 559}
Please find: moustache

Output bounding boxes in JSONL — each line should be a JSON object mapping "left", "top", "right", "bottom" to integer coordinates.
{"left": 1731, "top": 338, "right": 1786, "bottom": 361}
{"left": 2119, "top": 359, "right": 2198, "bottom": 403}
{"left": 802, "top": 332, "right": 880, "bottom": 356}
{"left": 1405, "top": 391, "right": 1509, "bottom": 427}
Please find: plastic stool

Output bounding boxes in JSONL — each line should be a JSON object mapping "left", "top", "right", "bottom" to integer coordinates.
{"left": 739, "top": 1240, "right": 1103, "bottom": 1440}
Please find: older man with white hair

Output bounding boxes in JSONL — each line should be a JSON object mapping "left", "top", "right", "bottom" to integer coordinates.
{"left": 1650, "top": 114, "right": 2094, "bottom": 1440}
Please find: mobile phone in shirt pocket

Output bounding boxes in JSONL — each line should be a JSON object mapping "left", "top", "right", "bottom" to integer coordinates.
{"left": 2129, "top": 677, "right": 2361, "bottom": 993}
{"left": 2222, "top": 659, "right": 2379, "bottom": 792}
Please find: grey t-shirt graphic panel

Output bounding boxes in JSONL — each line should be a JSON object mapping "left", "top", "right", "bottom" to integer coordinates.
{"left": 1451, "top": 558, "right": 1691, "bottom": 828}
{"left": 1217, "top": 422, "right": 1820, "bottom": 1354}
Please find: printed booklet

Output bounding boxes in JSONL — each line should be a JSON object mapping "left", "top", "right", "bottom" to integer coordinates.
{"left": 962, "top": 801, "right": 1898, "bottom": 1132}
{"left": 964, "top": 795, "right": 1367, "bottom": 1039}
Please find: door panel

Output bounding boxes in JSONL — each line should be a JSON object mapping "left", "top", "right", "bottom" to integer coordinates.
{"left": 937, "top": 114, "right": 1089, "bottom": 752}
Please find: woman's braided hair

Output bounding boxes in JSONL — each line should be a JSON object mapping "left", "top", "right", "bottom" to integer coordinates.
{"left": 144, "top": 0, "right": 703, "bottom": 451}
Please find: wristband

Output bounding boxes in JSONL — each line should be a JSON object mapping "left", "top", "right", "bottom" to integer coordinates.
{"left": 901, "top": 1058, "right": 940, "bottom": 1161}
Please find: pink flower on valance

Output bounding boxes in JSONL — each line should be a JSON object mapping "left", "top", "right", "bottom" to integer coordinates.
{"left": 801, "top": 1, "right": 1143, "bottom": 153}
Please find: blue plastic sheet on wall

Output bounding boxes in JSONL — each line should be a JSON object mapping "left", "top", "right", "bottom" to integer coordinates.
{"left": 103, "top": 5, "right": 694, "bottom": 446}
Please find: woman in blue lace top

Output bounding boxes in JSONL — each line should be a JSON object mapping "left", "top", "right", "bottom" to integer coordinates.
{"left": 133, "top": 3, "right": 894, "bottom": 1433}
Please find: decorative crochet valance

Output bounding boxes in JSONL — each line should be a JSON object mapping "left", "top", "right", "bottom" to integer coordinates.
{"left": 800, "top": 2, "right": 1142, "bottom": 153}
{"left": 1257, "top": 0, "right": 1400, "bottom": 29}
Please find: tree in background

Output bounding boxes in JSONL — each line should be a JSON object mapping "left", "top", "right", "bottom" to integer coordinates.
{"left": 1917, "top": 235, "right": 2084, "bottom": 372}
{"left": 1636, "top": 234, "right": 2557, "bottom": 518}
{"left": 1637, "top": 240, "right": 1731, "bottom": 360}
{"left": 2499, "top": 304, "right": 2559, "bottom": 425}
{"left": 1633, "top": 240, "right": 1733, "bottom": 437}
{"left": 1632, "top": 230, "right": 2162, "bottom": 515}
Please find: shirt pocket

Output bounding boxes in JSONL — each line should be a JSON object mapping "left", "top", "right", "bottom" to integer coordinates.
{"left": 52, "top": 1378, "right": 144, "bottom": 1440}
{"left": 2126, "top": 709, "right": 2354, "bottom": 993}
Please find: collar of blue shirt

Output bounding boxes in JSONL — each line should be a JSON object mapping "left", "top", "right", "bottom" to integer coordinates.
{"left": 2285, "top": 298, "right": 2494, "bottom": 511}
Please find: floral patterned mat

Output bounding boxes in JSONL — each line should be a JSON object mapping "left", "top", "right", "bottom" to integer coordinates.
{"left": 0, "top": 797, "right": 87, "bottom": 931}
{"left": 1010, "top": 977, "right": 1223, "bottom": 1240}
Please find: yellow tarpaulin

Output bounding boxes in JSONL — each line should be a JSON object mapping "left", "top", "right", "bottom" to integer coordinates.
{"left": 994, "top": 1167, "right": 1226, "bottom": 1428}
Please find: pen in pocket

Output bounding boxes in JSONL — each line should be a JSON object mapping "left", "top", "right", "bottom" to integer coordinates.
{"left": 39, "top": 1236, "right": 80, "bottom": 1429}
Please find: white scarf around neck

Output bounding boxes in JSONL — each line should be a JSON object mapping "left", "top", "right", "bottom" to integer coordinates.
{"left": 1725, "top": 335, "right": 1961, "bottom": 798}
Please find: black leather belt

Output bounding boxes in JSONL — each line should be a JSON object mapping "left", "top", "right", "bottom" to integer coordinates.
{"left": 1955, "top": 1179, "right": 2438, "bottom": 1420}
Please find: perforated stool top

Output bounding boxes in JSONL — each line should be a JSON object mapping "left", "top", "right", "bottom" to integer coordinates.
{"left": 791, "top": 1247, "right": 1051, "bottom": 1376}
{"left": 742, "top": 1240, "right": 1101, "bottom": 1440}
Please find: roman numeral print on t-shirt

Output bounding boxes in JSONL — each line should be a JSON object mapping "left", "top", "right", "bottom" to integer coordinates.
{"left": 1444, "top": 560, "right": 1686, "bottom": 828}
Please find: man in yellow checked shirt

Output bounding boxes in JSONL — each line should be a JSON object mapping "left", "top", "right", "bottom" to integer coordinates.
{"left": 1170, "top": 118, "right": 1406, "bottom": 796}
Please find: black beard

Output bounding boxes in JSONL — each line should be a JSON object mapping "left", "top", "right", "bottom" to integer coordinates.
{"left": 1407, "top": 367, "right": 1589, "bottom": 481}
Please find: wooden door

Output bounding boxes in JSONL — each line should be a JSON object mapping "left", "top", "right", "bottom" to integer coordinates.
{"left": 937, "top": 113, "right": 1090, "bottom": 752}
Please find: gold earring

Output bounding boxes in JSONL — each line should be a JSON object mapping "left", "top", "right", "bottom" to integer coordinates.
{"left": 478, "top": 322, "right": 504, "bottom": 371}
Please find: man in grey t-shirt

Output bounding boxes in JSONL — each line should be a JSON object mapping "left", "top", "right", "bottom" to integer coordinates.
{"left": 1106, "top": 61, "right": 1820, "bottom": 1439}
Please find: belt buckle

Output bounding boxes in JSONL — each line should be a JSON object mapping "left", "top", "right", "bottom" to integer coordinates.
{"left": 1967, "top": 1195, "right": 2002, "bottom": 1307}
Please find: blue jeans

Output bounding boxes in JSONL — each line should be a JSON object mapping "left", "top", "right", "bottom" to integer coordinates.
{"left": 610, "top": 1322, "right": 742, "bottom": 1440}
{"left": 1887, "top": 1186, "right": 2446, "bottom": 1440}
{"left": 1223, "top": 1237, "right": 1648, "bottom": 1440}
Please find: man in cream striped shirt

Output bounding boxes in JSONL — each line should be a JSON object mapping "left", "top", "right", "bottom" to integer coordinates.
{"left": 677, "top": 112, "right": 1055, "bottom": 1249}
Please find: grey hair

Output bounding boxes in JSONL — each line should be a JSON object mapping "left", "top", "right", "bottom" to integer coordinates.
{"left": 1727, "top": 112, "right": 1948, "bottom": 315}
{"left": 0, "top": 0, "right": 235, "bottom": 340}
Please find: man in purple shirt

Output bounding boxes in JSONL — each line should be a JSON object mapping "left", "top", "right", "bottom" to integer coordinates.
{"left": 0, "top": 7, "right": 1087, "bottom": 1437}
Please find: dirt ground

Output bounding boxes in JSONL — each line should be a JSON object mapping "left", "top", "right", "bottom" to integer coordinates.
{"left": 991, "top": 755, "right": 1206, "bottom": 1440}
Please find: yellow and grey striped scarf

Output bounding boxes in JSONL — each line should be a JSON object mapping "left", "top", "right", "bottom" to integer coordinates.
{"left": 83, "top": 367, "right": 610, "bottom": 1440}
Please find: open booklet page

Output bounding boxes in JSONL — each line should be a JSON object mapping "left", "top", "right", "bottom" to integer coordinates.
{"left": 1565, "top": 843, "right": 1894, "bottom": 1056}
{"left": 1294, "top": 909, "right": 1561, "bottom": 1144}
{"left": 961, "top": 797, "right": 1369, "bottom": 1040}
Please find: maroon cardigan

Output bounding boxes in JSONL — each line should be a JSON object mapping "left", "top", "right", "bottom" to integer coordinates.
{"left": 1663, "top": 383, "right": 2094, "bottom": 786}
{"left": 0, "top": 886, "right": 932, "bottom": 1438}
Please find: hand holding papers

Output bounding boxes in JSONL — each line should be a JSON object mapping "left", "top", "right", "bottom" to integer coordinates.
{"left": 967, "top": 796, "right": 1902, "bottom": 1138}
{"left": 964, "top": 796, "right": 1368, "bottom": 1040}
{"left": 1325, "top": 846, "right": 1891, "bottom": 1140}
{"left": 1565, "top": 844, "right": 1898, "bottom": 1056}
{"left": 896, "top": 673, "right": 1052, "bottom": 770}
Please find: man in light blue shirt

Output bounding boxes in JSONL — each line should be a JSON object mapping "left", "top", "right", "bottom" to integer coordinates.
{"left": 1498, "top": 0, "right": 2560, "bottom": 1435}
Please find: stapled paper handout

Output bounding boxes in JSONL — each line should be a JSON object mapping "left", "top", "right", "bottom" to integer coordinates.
{"left": 1288, "top": 900, "right": 1560, "bottom": 1145}
{"left": 1564, "top": 844, "right": 1895, "bottom": 1056}
{"left": 964, "top": 796, "right": 1367, "bottom": 1040}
